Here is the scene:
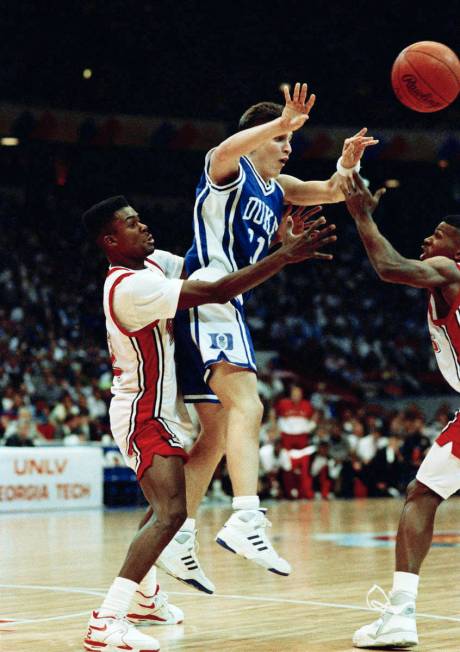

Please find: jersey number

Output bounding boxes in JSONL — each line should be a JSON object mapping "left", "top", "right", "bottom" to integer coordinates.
{"left": 248, "top": 228, "right": 265, "bottom": 264}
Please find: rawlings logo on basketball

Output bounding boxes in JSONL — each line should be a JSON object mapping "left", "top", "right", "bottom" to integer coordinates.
{"left": 401, "top": 75, "right": 442, "bottom": 109}
{"left": 209, "top": 332, "right": 234, "bottom": 350}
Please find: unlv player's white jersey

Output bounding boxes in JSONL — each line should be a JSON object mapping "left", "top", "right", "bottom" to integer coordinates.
{"left": 427, "top": 282, "right": 460, "bottom": 394}
{"left": 103, "top": 250, "right": 189, "bottom": 453}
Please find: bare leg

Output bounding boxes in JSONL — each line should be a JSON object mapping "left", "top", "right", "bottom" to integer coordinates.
{"left": 118, "top": 455, "right": 187, "bottom": 583}
{"left": 208, "top": 362, "right": 263, "bottom": 496}
{"left": 395, "top": 479, "right": 443, "bottom": 574}
{"left": 185, "top": 403, "right": 226, "bottom": 515}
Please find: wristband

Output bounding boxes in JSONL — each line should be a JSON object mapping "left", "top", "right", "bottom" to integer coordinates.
{"left": 336, "top": 156, "right": 361, "bottom": 177}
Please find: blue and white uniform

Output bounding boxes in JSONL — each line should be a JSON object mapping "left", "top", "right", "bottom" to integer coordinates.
{"left": 175, "top": 150, "right": 284, "bottom": 402}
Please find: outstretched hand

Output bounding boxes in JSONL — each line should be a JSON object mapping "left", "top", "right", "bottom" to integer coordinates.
{"left": 341, "top": 128, "right": 379, "bottom": 168}
{"left": 280, "top": 82, "right": 316, "bottom": 132}
{"left": 272, "top": 204, "right": 323, "bottom": 246}
{"left": 280, "top": 214, "right": 337, "bottom": 263}
{"left": 341, "top": 172, "right": 386, "bottom": 220}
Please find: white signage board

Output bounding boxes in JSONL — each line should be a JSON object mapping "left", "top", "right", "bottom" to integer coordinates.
{"left": 0, "top": 446, "right": 103, "bottom": 511}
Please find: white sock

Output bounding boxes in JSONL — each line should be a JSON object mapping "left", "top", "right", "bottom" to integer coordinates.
{"left": 99, "top": 577, "right": 139, "bottom": 617}
{"left": 392, "top": 571, "right": 419, "bottom": 598}
{"left": 138, "top": 566, "right": 158, "bottom": 598}
{"left": 232, "top": 495, "right": 260, "bottom": 511}
{"left": 180, "top": 517, "right": 196, "bottom": 532}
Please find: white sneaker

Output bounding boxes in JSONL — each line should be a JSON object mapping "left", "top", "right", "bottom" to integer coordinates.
{"left": 353, "top": 585, "right": 418, "bottom": 648}
{"left": 127, "top": 586, "right": 184, "bottom": 626}
{"left": 156, "top": 529, "right": 215, "bottom": 594}
{"left": 84, "top": 611, "right": 160, "bottom": 651}
{"left": 215, "top": 509, "right": 291, "bottom": 576}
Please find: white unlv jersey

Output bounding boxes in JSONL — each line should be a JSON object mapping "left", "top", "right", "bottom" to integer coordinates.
{"left": 103, "top": 250, "right": 189, "bottom": 444}
{"left": 427, "top": 284, "right": 460, "bottom": 393}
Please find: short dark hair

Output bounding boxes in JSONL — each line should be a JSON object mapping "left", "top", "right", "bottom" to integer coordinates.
{"left": 238, "top": 102, "right": 283, "bottom": 131}
{"left": 443, "top": 215, "right": 460, "bottom": 231}
{"left": 82, "top": 195, "right": 129, "bottom": 240}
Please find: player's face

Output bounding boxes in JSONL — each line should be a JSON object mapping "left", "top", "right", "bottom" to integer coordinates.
{"left": 251, "top": 133, "right": 293, "bottom": 180}
{"left": 420, "top": 222, "right": 460, "bottom": 260}
{"left": 110, "top": 207, "right": 155, "bottom": 259}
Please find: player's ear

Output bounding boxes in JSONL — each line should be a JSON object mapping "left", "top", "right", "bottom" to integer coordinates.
{"left": 102, "top": 233, "right": 118, "bottom": 249}
{"left": 454, "top": 249, "right": 460, "bottom": 263}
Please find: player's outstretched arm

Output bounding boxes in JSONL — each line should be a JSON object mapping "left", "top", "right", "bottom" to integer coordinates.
{"left": 344, "top": 172, "right": 460, "bottom": 290}
{"left": 209, "top": 82, "right": 315, "bottom": 186}
{"left": 278, "top": 128, "right": 379, "bottom": 205}
{"left": 177, "top": 215, "right": 336, "bottom": 309}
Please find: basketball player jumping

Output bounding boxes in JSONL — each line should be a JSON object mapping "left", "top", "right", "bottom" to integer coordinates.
{"left": 81, "top": 195, "right": 336, "bottom": 652}
{"left": 159, "top": 82, "right": 378, "bottom": 586}
{"left": 343, "top": 172, "right": 460, "bottom": 648}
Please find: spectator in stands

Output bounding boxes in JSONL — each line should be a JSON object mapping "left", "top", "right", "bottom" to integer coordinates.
{"left": 310, "top": 440, "right": 333, "bottom": 499}
{"left": 4, "top": 408, "right": 38, "bottom": 446}
{"left": 400, "top": 410, "right": 431, "bottom": 484}
{"left": 259, "top": 437, "right": 290, "bottom": 499}
{"left": 368, "top": 434, "right": 404, "bottom": 497}
{"left": 275, "top": 384, "right": 316, "bottom": 450}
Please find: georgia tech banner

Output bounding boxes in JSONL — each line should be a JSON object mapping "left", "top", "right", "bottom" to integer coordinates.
{"left": 0, "top": 446, "right": 103, "bottom": 511}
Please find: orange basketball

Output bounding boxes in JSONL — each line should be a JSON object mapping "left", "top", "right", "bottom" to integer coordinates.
{"left": 391, "top": 41, "right": 460, "bottom": 112}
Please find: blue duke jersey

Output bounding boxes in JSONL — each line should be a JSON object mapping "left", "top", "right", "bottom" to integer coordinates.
{"left": 185, "top": 150, "right": 285, "bottom": 299}
{"left": 176, "top": 150, "right": 284, "bottom": 403}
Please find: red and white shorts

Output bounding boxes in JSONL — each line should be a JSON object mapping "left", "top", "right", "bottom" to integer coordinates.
{"left": 417, "top": 410, "right": 460, "bottom": 499}
{"left": 110, "top": 396, "right": 188, "bottom": 481}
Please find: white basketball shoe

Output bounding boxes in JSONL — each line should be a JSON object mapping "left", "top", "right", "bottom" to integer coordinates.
{"left": 84, "top": 610, "right": 160, "bottom": 651}
{"left": 156, "top": 529, "right": 215, "bottom": 594}
{"left": 127, "top": 586, "right": 184, "bottom": 626}
{"left": 215, "top": 508, "right": 291, "bottom": 576}
{"left": 353, "top": 585, "right": 418, "bottom": 648}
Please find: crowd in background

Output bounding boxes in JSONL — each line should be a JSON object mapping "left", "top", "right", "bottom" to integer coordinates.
{"left": 0, "top": 169, "right": 458, "bottom": 499}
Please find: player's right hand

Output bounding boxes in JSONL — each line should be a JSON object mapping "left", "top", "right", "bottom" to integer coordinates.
{"left": 280, "top": 215, "right": 337, "bottom": 263}
{"left": 342, "top": 172, "right": 386, "bottom": 221}
{"left": 280, "top": 82, "right": 316, "bottom": 132}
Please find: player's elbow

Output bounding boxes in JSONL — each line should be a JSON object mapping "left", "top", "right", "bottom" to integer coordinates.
{"left": 212, "top": 142, "right": 236, "bottom": 165}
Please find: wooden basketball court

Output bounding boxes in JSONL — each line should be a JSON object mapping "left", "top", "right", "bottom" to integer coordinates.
{"left": 1, "top": 498, "right": 459, "bottom": 651}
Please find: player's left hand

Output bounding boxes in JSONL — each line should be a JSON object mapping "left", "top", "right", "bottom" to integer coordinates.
{"left": 341, "top": 172, "right": 386, "bottom": 220}
{"left": 341, "top": 128, "right": 379, "bottom": 168}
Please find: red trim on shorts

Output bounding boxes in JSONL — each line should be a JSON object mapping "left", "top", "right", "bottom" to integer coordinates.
{"left": 133, "top": 419, "right": 188, "bottom": 481}
{"left": 127, "top": 329, "right": 162, "bottom": 457}
{"left": 436, "top": 410, "right": 460, "bottom": 459}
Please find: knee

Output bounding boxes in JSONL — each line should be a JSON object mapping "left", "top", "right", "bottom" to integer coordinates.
{"left": 157, "top": 506, "right": 187, "bottom": 536}
{"left": 231, "top": 393, "right": 263, "bottom": 423}
{"left": 405, "top": 479, "right": 442, "bottom": 505}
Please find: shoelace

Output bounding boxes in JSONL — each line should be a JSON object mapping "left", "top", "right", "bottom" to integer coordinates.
{"left": 366, "top": 584, "right": 391, "bottom": 613}
{"left": 366, "top": 584, "right": 413, "bottom": 619}
{"left": 255, "top": 515, "right": 273, "bottom": 530}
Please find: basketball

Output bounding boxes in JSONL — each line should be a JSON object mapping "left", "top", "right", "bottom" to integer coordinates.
{"left": 391, "top": 41, "right": 460, "bottom": 112}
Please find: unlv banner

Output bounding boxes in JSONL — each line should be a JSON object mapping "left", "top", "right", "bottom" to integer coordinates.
{"left": 0, "top": 447, "right": 103, "bottom": 511}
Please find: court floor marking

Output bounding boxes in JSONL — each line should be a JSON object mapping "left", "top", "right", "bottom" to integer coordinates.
{"left": 1, "top": 583, "right": 459, "bottom": 626}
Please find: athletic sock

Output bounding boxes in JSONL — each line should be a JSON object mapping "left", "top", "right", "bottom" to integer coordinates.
{"left": 180, "top": 517, "right": 196, "bottom": 532}
{"left": 232, "top": 495, "right": 260, "bottom": 511}
{"left": 138, "top": 566, "right": 158, "bottom": 597}
{"left": 99, "top": 577, "right": 139, "bottom": 617}
{"left": 391, "top": 571, "right": 419, "bottom": 601}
